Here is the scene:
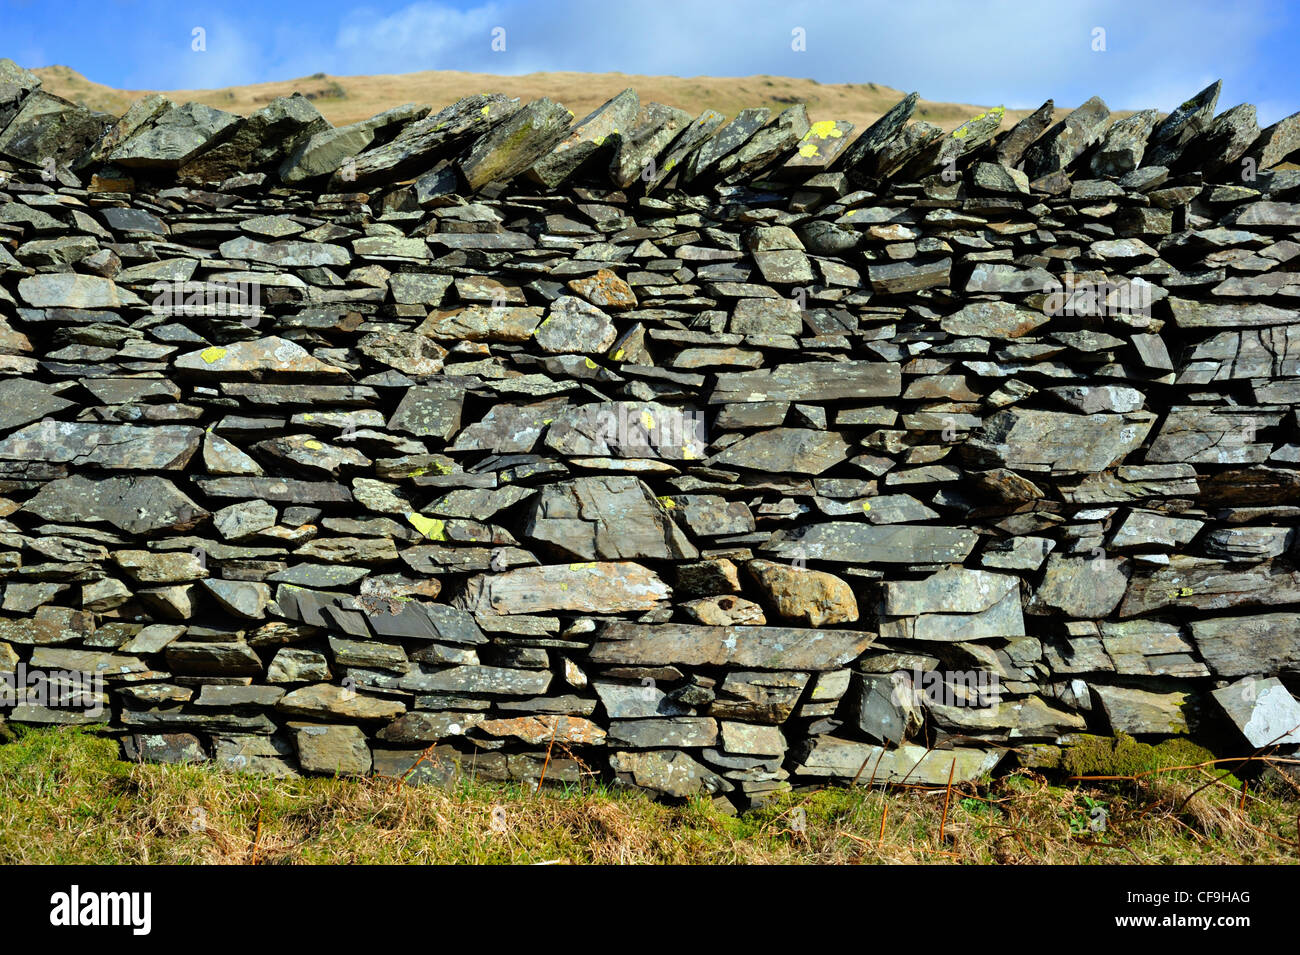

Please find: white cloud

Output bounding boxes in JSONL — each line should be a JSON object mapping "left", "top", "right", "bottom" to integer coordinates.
{"left": 333, "top": 2, "right": 504, "bottom": 74}
{"left": 90, "top": 0, "right": 1297, "bottom": 123}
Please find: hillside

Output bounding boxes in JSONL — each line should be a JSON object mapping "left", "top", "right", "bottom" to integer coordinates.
{"left": 32, "top": 64, "right": 1082, "bottom": 132}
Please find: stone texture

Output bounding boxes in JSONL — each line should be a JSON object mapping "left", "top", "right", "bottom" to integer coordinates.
{"left": 1, "top": 78, "right": 1298, "bottom": 806}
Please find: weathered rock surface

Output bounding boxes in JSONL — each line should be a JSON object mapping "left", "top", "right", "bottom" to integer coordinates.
{"left": 0, "top": 77, "right": 1297, "bottom": 806}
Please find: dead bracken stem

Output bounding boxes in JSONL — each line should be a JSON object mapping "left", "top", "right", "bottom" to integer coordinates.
{"left": 939, "top": 758, "right": 955, "bottom": 845}
{"left": 536, "top": 718, "right": 561, "bottom": 794}
{"left": 249, "top": 803, "right": 263, "bottom": 865}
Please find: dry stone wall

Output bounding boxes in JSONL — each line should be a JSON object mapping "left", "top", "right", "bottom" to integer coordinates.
{"left": 2, "top": 58, "right": 1300, "bottom": 805}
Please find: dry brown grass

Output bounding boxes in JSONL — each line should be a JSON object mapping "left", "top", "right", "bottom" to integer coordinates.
{"left": 33, "top": 64, "right": 1103, "bottom": 132}
{"left": 0, "top": 727, "right": 1296, "bottom": 865}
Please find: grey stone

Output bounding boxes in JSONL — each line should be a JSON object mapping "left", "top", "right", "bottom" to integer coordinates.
{"left": 525, "top": 476, "right": 697, "bottom": 561}
{"left": 110, "top": 102, "right": 241, "bottom": 168}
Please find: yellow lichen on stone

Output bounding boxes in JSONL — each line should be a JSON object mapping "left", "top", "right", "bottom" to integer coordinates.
{"left": 640, "top": 410, "right": 656, "bottom": 431}
{"left": 584, "top": 358, "right": 597, "bottom": 369}
{"left": 799, "top": 143, "right": 820, "bottom": 158}
{"left": 807, "top": 120, "right": 843, "bottom": 140}
{"left": 303, "top": 440, "right": 323, "bottom": 451}
{"left": 200, "top": 346, "right": 227, "bottom": 364}
{"left": 405, "top": 512, "right": 446, "bottom": 541}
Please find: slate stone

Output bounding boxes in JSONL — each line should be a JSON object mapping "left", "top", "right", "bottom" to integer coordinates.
{"left": 1119, "top": 558, "right": 1300, "bottom": 617}
{"left": 277, "top": 684, "right": 405, "bottom": 721}
{"left": 683, "top": 107, "right": 770, "bottom": 183}
{"left": 175, "top": 337, "right": 347, "bottom": 379}
{"left": 994, "top": 99, "right": 1054, "bottom": 167}
{"left": 1090, "top": 109, "right": 1159, "bottom": 176}
{"left": 279, "top": 102, "right": 429, "bottom": 183}
{"left": 1248, "top": 109, "right": 1300, "bottom": 169}
{"left": 1023, "top": 96, "right": 1109, "bottom": 179}
{"left": 608, "top": 749, "right": 727, "bottom": 797}
{"left": 793, "top": 738, "right": 1001, "bottom": 784}
{"left": 1146, "top": 81, "right": 1221, "bottom": 167}
{"left": 0, "top": 421, "right": 201, "bottom": 469}
{"left": 530, "top": 88, "right": 638, "bottom": 187}
{"left": 842, "top": 92, "right": 919, "bottom": 183}
{"left": 711, "top": 361, "right": 900, "bottom": 403}
{"left": 460, "top": 98, "right": 574, "bottom": 190}
{"left": 1211, "top": 677, "right": 1300, "bottom": 747}
{"left": 109, "top": 102, "right": 241, "bottom": 168}
{"left": 610, "top": 101, "right": 692, "bottom": 188}
{"left": 18, "top": 273, "right": 127, "bottom": 309}
{"left": 458, "top": 563, "right": 671, "bottom": 615}
{"left": 0, "top": 57, "right": 41, "bottom": 128}
{"left": 1192, "top": 613, "right": 1300, "bottom": 678}
{"left": 534, "top": 296, "right": 617, "bottom": 353}
{"left": 22, "top": 475, "right": 208, "bottom": 535}
{"left": 762, "top": 523, "right": 977, "bottom": 564}
{"left": 397, "top": 665, "right": 551, "bottom": 696}
{"left": 386, "top": 382, "right": 464, "bottom": 439}
{"left": 712, "top": 428, "right": 848, "bottom": 475}
{"left": 333, "top": 93, "right": 519, "bottom": 187}
{"left": 0, "top": 379, "right": 75, "bottom": 431}
{"left": 295, "top": 724, "right": 371, "bottom": 775}
{"left": 525, "top": 476, "right": 697, "bottom": 561}
{"left": 607, "top": 717, "right": 716, "bottom": 748}
{"left": 1093, "top": 685, "right": 1189, "bottom": 736}
{"left": 868, "top": 258, "right": 951, "bottom": 294}
{"left": 1029, "top": 554, "right": 1129, "bottom": 618}
{"left": 966, "top": 409, "right": 1155, "bottom": 474}
{"left": 590, "top": 622, "right": 872, "bottom": 670}
{"left": 716, "top": 103, "right": 809, "bottom": 182}
{"left": 180, "top": 94, "right": 329, "bottom": 181}
{"left": 0, "top": 90, "right": 111, "bottom": 166}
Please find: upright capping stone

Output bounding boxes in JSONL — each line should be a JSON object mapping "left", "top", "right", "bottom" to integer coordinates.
{"left": 643, "top": 108, "right": 725, "bottom": 192}
{"left": 180, "top": 94, "right": 329, "bottom": 182}
{"left": 1145, "top": 80, "right": 1221, "bottom": 167}
{"left": 0, "top": 90, "right": 113, "bottom": 167}
{"left": 459, "top": 97, "right": 574, "bottom": 191}
{"left": 1022, "top": 95, "right": 1110, "bottom": 179}
{"left": 108, "top": 102, "right": 243, "bottom": 169}
{"left": 328, "top": 93, "right": 521, "bottom": 188}
{"left": 528, "top": 88, "right": 639, "bottom": 188}
{"left": 994, "top": 99, "right": 1054, "bottom": 168}
{"left": 841, "top": 91, "right": 919, "bottom": 183}
{"left": 278, "top": 102, "right": 430, "bottom": 184}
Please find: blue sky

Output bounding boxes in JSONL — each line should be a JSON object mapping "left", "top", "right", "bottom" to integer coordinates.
{"left": 2, "top": 0, "right": 1298, "bottom": 123}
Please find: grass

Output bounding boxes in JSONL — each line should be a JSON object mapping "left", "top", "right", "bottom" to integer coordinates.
{"left": 32, "top": 64, "right": 1105, "bottom": 133}
{"left": 1, "top": 726, "right": 1297, "bottom": 864}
